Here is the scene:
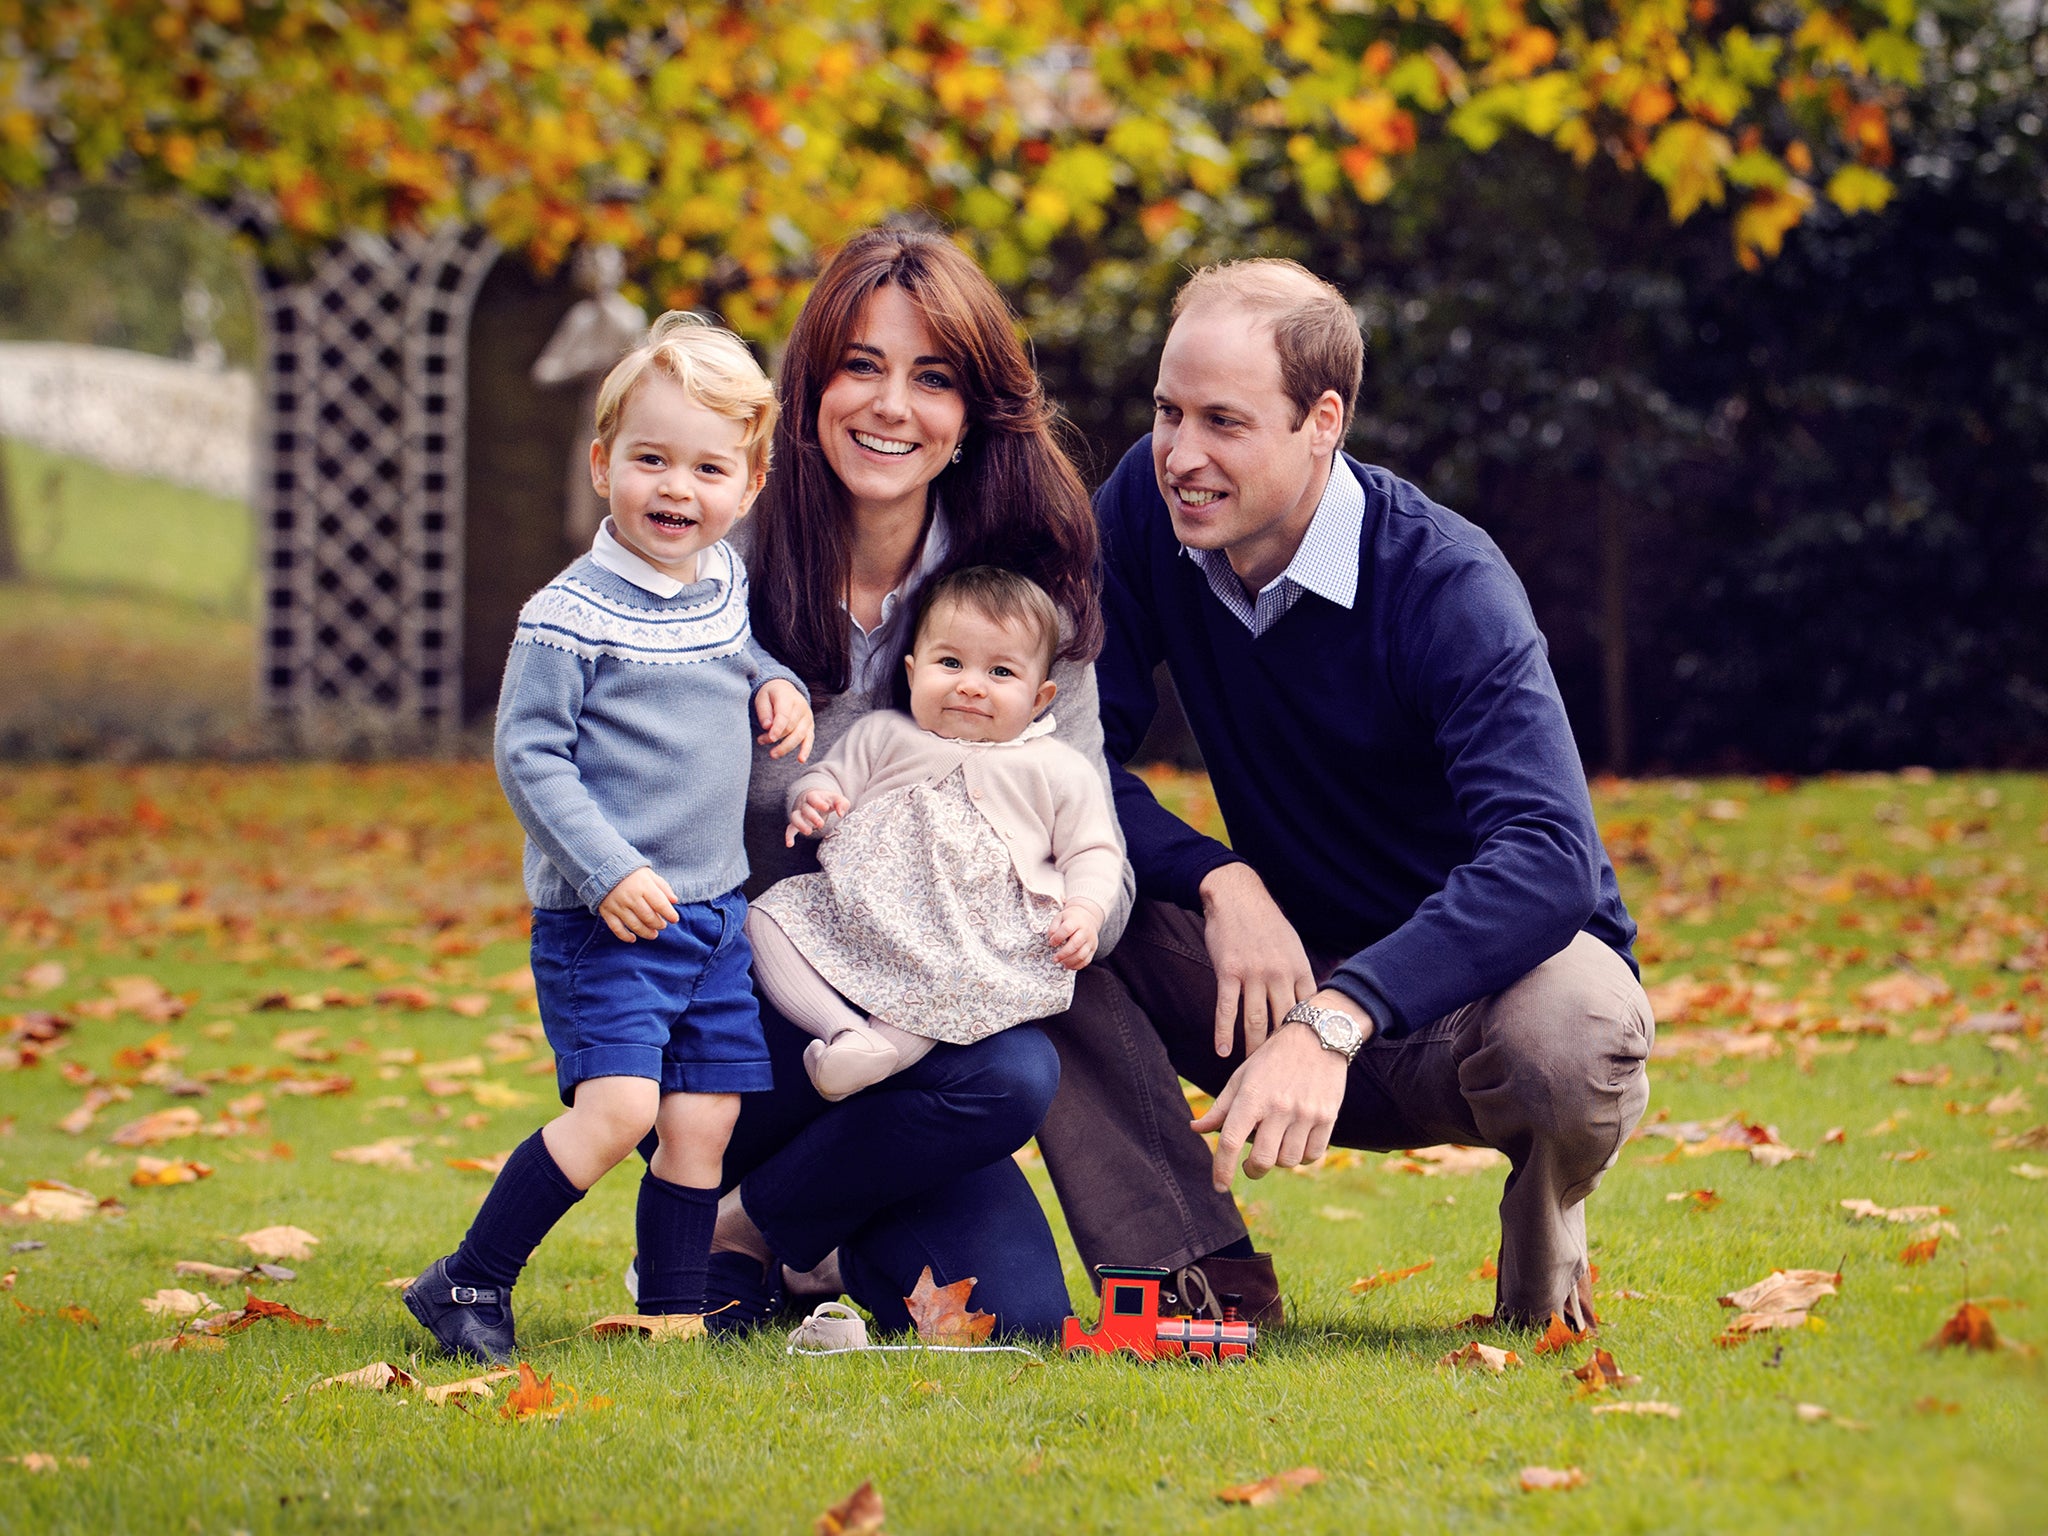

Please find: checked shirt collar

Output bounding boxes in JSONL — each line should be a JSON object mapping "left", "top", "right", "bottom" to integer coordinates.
{"left": 1181, "top": 457, "right": 1363, "bottom": 638}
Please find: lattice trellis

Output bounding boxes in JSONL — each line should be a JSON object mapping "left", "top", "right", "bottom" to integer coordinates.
{"left": 241, "top": 222, "right": 500, "bottom": 727}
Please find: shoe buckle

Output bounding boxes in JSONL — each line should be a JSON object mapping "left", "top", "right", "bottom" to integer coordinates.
{"left": 449, "top": 1285, "right": 492, "bottom": 1305}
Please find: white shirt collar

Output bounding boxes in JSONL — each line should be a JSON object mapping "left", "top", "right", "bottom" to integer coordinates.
{"left": 1181, "top": 457, "right": 1363, "bottom": 635}
{"left": 591, "top": 518, "right": 726, "bottom": 598}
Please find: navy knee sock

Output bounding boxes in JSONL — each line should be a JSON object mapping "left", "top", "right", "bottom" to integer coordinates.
{"left": 635, "top": 1173, "right": 719, "bottom": 1315}
{"left": 447, "top": 1130, "right": 584, "bottom": 1292}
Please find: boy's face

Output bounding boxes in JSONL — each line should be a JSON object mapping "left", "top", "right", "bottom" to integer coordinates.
{"left": 590, "top": 372, "right": 765, "bottom": 584}
{"left": 904, "top": 600, "right": 1056, "bottom": 745}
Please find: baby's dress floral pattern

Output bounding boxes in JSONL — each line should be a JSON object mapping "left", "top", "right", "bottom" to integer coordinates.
{"left": 753, "top": 768, "right": 1073, "bottom": 1043}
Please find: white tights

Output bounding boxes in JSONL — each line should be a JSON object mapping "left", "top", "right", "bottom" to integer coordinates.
{"left": 744, "top": 908, "right": 933, "bottom": 1097}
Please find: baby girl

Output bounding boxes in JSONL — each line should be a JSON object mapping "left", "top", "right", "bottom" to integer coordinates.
{"left": 745, "top": 565, "right": 1123, "bottom": 1100}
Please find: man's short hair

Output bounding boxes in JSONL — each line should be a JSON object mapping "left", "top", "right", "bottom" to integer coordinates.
{"left": 1172, "top": 259, "right": 1364, "bottom": 433}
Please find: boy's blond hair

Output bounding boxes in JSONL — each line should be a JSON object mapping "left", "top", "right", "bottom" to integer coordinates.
{"left": 594, "top": 311, "right": 778, "bottom": 475}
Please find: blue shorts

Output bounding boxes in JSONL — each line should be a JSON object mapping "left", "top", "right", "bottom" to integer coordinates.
{"left": 530, "top": 887, "right": 771, "bottom": 1103}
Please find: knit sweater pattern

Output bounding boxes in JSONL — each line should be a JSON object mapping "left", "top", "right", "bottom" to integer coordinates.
{"left": 495, "top": 543, "right": 805, "bottom": 913}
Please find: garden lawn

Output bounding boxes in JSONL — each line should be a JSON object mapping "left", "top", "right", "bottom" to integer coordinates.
{"left": 1, "top": 765, "right": 2044, "bottom": 1535}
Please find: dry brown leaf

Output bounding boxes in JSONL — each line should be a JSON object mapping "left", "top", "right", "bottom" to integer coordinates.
{"left": 587, "top": 1313, "right": 707, "bottom": 1342}
{"left": 1570, "top": 1347, "right": 1641, "bottom": 1394}
{"left": 1350, "top": 1259, "right": 1434, "bottom": 1293}
{"left": 1591, "top": 1400, "right": 1681, "bottom": 1418}
{"left": 903, "top": 1266, "right": 994, "bottom": 1346}
{"left": 128, "top": 1334, "right": 225, "bottom": 1357}
{"left": 270, "top": 1027, "right": 335, "bottom": 1062}
{"left": 55, "top": 1304, "right": 97, "bottom": 1327}
{"left": 1438, "top": 1341, "right": 1519, "bottom": 1372}
{"left": 1994, "top": 1125, "right": 2048, "bottom": 1151}
{"left": 1397, "top": 1144, "right": 1507, "bottom": 1176}
{"left": 273, "top": 1074, "right": 353, "bottom": 1098}
{"left": 1894, "top": 1065, "right": 1953, "bottom": 1087}
{"left": 1533, "top": 1312, "right": 1594, "bottom": 1355}
{"left": 238, "top": 1225, "right": 320, "bottom": 1261}
{"left": 1215, "top": 1467, "right": 1325, "bottom": 1506}
{"left": 109, "top": 1107, "right": 204, "bottom": 1147}
{"left": 815, "top": 1479, "right": 887, "bottom": 1535}
{"left": 4, "top": 1182, "right": 101, "bottom": 1222}
{"left": 131, "top": 1156, "right": 212, "bottom": 1187}
{"left": 1859, "top": 971, "right": 1950, "bottom": 1012}
{"left": 419, "top": 1054, "right": 485, "bottom": 1080}
{"left": 19, "top": 961, "right": 66, "bottom": 993}
{"left": 447, "top": 994, "right": 491, "bottom": 1018}
{"left": 445, "top": 1151, "right": 510, "bottom": 1174}
{"left": 1664, "top": 1188, "right": 1722, "bottom": 1212}
{"left": 1840, "top": 1198, "right": 1949, "bottom": 1223}
{"left": 140, "top": 1288, "right": 220, "bottom": 1318}
{"left": 308, "top": 1362, "right": 420, "bottom": 1394}
{"left": 330, "top": 1137, "right": 419, "bottom": 1171}
{"left": 1718, "top": 1268, "right": 1841, "bottom": 1313}
{"left": 1519, "top": 1466, "right": 1586, "bottom": 1492}
{"left": 3, "top": 1453, "right": 91, "bottom": 1472}
{"left": 1899, "top": 1236, "right": 1941, "bottom": 1265}
{"left": 420, "top": 1367, "right": 517, "bottom": 1406}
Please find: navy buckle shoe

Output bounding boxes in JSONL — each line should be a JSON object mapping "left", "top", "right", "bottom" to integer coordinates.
{"left": 701, "top": 1250, "right": 786, "bottom": 1337}
{"left": 403, "top": 1255, "right": 517, "bottom": 1365}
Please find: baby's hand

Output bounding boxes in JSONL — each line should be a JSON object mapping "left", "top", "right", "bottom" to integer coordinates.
{"left": 756, "top": 679, "right": 815, "bottom": 763}
{"left": 599, "top": 866, "right": 680, "bottom": 943}
{"left": 1049, "top": 899, "right": 1104, "bottom": 971}
{"left": 785, "top": 788, "right": 851, "bottom": 847}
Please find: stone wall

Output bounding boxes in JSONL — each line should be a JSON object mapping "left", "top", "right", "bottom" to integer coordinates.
{"left": 0, "top": 341, "right": 254, "bottom": 501}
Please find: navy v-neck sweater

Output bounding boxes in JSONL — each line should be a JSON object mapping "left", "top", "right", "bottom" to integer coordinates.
{"left": 1095, "top": 439, "right": 1636, "bottom": 1037}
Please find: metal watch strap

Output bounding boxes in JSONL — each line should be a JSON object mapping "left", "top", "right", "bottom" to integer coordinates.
{"left": 1283, "top": 1000, "right": 1364, "bottom": 1062}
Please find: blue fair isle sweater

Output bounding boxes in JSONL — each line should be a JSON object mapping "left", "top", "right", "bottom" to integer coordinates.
{"left": 495, "top": 543, "right": 805, "bottom": 913}
{"left": 1095, "top": 439, "right": 1637, "bottom": 1037}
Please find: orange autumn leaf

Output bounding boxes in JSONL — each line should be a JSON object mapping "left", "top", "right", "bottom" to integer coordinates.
{"left": 815, "top": 1479, "right": 887, "bottom": 1535}
{"left": 1899, "top": 1236, "right": 1941, "bottom": 1265}
{"left": 500, "top": 1361, "right": 561, "bottom": 1420}
{"left": 903, "top": 1266, "right": 994, "bottom": 1346}
{"left": 1470, "top": 1257, "right": 1498, "bottom": 1280}
{"left": 1519, "top": 1465, "right": 1586, "bottom": 1492}
{"left": 1570, "top": 1347, "right": 1640, "bottom": 1394}
{"left": 1216, "top": 1466, "right": 1325, "bottom": 1506}
{"left": 1532, "top": 1312, "right": 1593, "bottom": 1355}
{"left": 1927, "top": 1301, "right": 2000, "bottom": 1352}
{"left": 109, "top": 1107, "right": 204, "bottom": 1147}
{"left": 130, "top": 1156, "right": 213, "bottom": 1187}
{"left": 55, "top": 1304, "right": 98, "bottom": 1327}
{"left": 1350, "top": 1259, "right": 1433, "bottom": 1293}
{"left": 1438, "top": 1340, "right": 1519, "bottom": 1372}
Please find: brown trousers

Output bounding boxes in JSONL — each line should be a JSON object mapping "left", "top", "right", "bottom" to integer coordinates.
{"left": 1036, "top": 899, "right": 1654, "bottom": 1327}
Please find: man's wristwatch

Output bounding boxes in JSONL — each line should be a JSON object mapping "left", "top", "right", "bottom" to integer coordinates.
{"left": 1283, "top": 999, "right": 1368, "bottom": 1063}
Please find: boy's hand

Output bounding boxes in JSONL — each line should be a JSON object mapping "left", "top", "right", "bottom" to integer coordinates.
{"left": 756, "top": 680, "right": 815, "bottom": 763}
{"left": 1049, "top": 899, "right": 1104, "bottom": 971}
{"left": 599, "top": 867, "right": 680, "bottom": 943}
{"left": 785, "top": 788, "right": 851, "bottom": 846}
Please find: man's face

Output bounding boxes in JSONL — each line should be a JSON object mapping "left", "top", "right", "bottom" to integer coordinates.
{"left": 1151, "top": 302, "right": 1339, "bottom": 587}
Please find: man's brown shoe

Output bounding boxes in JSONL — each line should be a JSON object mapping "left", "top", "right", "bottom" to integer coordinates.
{"left": 1167, "top": 1252, "right": 1284, "bottom": 1328}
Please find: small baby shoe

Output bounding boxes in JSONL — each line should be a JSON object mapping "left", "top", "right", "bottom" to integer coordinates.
{"left": 787, "top": 1301, "right": 869, "bottom": 1351}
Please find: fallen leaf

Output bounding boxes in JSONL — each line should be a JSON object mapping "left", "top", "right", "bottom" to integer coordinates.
{"left": 330, "top": 1137, "right": 419, "bottom": 1171}
{"left": 273, "top": 1074, "right": 353, "bottom": 1098}
{"left": 1591, "top": 1400, "right": 1682, "bottom": 1418}
{"left": 127, "top": 1334, "right": 226, "bottom": 1357}
{"left": 3, "top": 1452, "right": 91, "bottom": 1472}
{"left": 448, "top": 994, "right": 491, "bottom": 1018}
{"left": 140, "top": 1288, "right": 220, "bottom": 1318}
{"left": 1899, "top": 1236, "right": 1941, "bottom": 1265}
{"left": 1215, "top": 1467, "right": 1325, "bottom": 1506}
{"left": 1859, "top": 971, "right": 1950, "bottom": 1012}
{"left": 1469, "top": 1257, "right": 1498, "bottom": 1280}
{"left": 1883, "top": 1147, "right": 1932, "bottom": 1164}
{"left": 1533, "top": 1312, "right": 1593, "bottom": 1355}
{"left": 237, "top": 1293, "right": 326, "bottom": 1329}
{"left": 1983, "top": 1089, "right": 2030, "bottom": 1117}
{"left": 446, "top": 1151, "right": 510, "bottom": 1174}
{"left": 55, "top": 1304, "right": 97, "bottom": 1327}
{"left": 56, "top": 1086, "right": 127, "bottom": 1137}
{"left": 1927, "top": 1301, "right": 2001, "bottom": 1351}
{"left": 1665, "top": 1189, "right": 1722, "bottom": 1211}
{"left": 1519, "top": 1466, "right": 1586, "bottom": 1492}
{"left": 1840, "top": 1198, "right": 1949, "bottom": 1223}
{"left": 1350, "top": 1260, "right": 1433, "bottom": 1293}
{"left": 19, "top": 961, "right": 65, "bottom": 993}
{"left": 1397, "top": 1144, "right": 1507, "bottom": 1176}
{"left": 131, "top": 1156, "right": 213, "bottom": 1187}
{"left": 499, "top": 1361, "right": 562, "bottom": 1421}
{"left": 1570, "top": 1347, "right": 1641, "bottom": 1394}
{"left": 1438, "top": 1341, "right": 1519, "bottom": 1372}
{"left": 4, "top": 1182, "right": 101, "bottom": 1222}
{"left": 174, "top": 1260, "right": 290, "bottom": 1285}
{"left": 1994, "top": 1125, "right": 2048, "bottom": 1150}
{"left": 421, "top": 1367, "right": 517, "bottom": 1406}
{"left": 308, "top": 1362, "right": 419, "bottom": 1394}
{"left": 467, "top": 1080, "right": 531, "bottom": 1110}
{"left": 238, "top": 1225, "right": 320, "bottom": 1261}
{"left": 903, "top": 1266, "right": 994, "bottom": 1346}
{"left": 109, "top": 1107, "right": 204, "bottom": 1147}
{"left": 270, "top": 1027, "right": 335, "bottom": 1062}
{"left": 2011, "top": 1163, "right": 2048, "bottom": 1181}
{"left": 1823, "top": 1127, "right": 1847, "bottom": 1144}
{"left": 1913, "top": 1397, "right": 1961, "bottom": 1415}
{"left": 1317, "top": 1205, "right": 1364, "bottom": 1221}
{"left": 815, "top": 1479, "right": 887, "bottom": 1535}
{"left": 375, "top": 986, "right": 439, "bottom": 1011}
{"left": 587, "top": 1314, "right": 707, "bottom": 1342}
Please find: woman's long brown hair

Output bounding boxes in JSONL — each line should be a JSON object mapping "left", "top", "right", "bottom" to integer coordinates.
{"left": 748, "top": 226, "right": 1102, "bottom": 697}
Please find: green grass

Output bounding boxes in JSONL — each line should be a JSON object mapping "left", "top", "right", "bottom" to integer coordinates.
{"left": 4, "top": 440, "right": 255, "bottom": 615}
{"left": 1, "top": 766, "right": 2045, "bottom": 1533}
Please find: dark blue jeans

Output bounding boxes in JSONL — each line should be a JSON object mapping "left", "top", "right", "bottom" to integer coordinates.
{"left": 721, "top": 1002, "right": 1073, "bottom": 1341}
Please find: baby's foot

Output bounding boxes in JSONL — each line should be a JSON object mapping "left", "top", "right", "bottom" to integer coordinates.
{"left": 802, "top": 1032, "right": 901, "bottom": 1101}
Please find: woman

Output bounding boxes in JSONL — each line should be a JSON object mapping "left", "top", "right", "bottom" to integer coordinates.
{"left": 703, "top": 226, "right": 1133, "bottom": 1339}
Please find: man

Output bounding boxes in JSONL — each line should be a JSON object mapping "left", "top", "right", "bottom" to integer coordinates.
{"left": 1038, "top": 259, "right": 1651, "bottom": 1331}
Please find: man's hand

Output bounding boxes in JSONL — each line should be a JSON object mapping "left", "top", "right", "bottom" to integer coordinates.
{"left": 1190, "top": 989, "right": 1367, "bottom": 1187}
{"left": 598, "top": 866, "right": 680, "bottom": 943}
{"left": 1197, "top": 862, "right": 1317, "bottom": 1056}
{"left": 756, "top": 679, "right": 815, "bottom": 762}
{"left": 784, "top": 787, "right": 851, "bottom": 846}
{"left": 1048, "top": 898, "right": 1104, "bottom": 971}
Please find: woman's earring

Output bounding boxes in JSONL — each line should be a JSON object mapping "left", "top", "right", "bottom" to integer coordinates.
{"left": 951, "top": 441, "right": 964, "bottom": 465}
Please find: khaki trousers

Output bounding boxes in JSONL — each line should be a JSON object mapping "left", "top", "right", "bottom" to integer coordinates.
{"left": 1036, "top": 899, "right": 1654, "bottom": 1328}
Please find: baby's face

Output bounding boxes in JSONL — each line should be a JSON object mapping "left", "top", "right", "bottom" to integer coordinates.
{"left": 904, "top": 601, "right": 1056, "bottom": 744}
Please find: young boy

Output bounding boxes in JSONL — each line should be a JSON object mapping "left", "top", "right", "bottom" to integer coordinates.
{"left": 405, "top": 313, "right": 813, "bottom": 1365}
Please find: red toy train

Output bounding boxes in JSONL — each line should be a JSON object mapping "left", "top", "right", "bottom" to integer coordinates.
{"left": 1061, "top": 1266, "right": 1258, "bottom": 1363}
